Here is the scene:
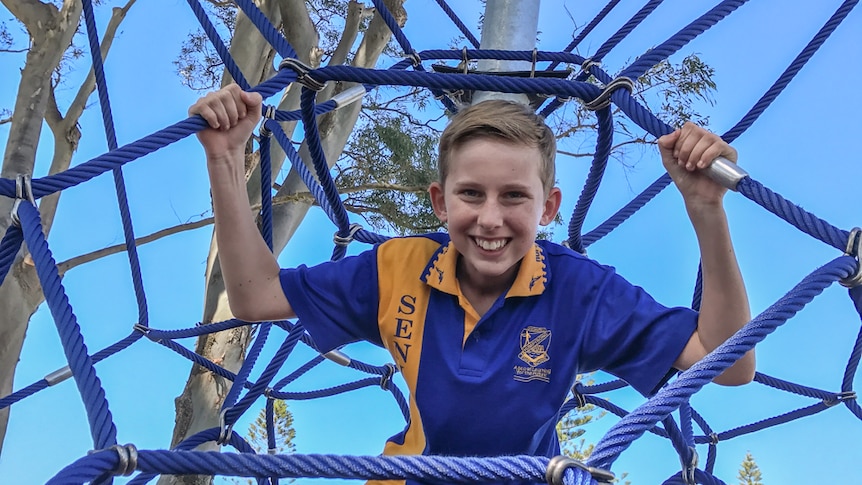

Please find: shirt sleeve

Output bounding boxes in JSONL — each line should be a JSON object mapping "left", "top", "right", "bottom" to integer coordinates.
{"left": 578, "top": 264, "right": 698, "bottom": 397}
{"left": 279, "top": 248, "right": 382, "bottom": 353}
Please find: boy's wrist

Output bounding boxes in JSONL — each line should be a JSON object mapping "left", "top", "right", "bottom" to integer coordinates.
{"left": 684, "top": 197, "right": 726, "bottom": 222}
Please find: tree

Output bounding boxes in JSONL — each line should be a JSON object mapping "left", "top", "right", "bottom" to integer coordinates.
{"left": 0, "top": 0, "right": 137, "bottom": 454}
{"left": 556, "top": 376, "right": 630, "bottom": 485}
{"left": 737, "top": 451, "right": 764, "bottom": 485}
{"left": 230, "top": 400, "right": 296, "bottom": 485}
{"left": 0, "top": 1, "right": 717, "bottom": 479}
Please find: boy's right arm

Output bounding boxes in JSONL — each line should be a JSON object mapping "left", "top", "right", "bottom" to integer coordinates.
{"left": 190, "top": 84, "right": 295, "bottom": 321}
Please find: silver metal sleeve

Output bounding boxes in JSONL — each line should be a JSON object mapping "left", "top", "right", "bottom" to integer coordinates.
{"left": 332, "top": 86, "right": 366, "bottom": 110}
{"left": 704, "top": 157, "right": 749, "bottom": 191}
{"left": 323, "top": 350, "right": 351, "bottom": 366}
{"left": 45, "top": 366, "right": 73, "bottom": 386}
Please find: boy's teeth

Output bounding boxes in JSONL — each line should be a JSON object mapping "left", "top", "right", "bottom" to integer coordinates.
{"left": 476, "top": 238, "right": 506, "bottom": 250}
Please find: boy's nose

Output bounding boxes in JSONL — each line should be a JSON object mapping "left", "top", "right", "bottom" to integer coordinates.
{"left": 477, "top": 201, "right": 504, "bottom": 229}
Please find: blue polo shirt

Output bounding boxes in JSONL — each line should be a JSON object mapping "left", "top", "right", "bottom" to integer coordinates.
{"left": 280, "top": 233, "right": 696, "bottom": 471}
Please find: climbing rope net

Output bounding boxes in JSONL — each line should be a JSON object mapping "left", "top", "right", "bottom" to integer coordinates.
{"left": 1, "top": 0, "right": 860, "bottom": 484}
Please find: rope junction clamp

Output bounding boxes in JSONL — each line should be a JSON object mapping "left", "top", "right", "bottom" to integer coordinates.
{"left": 405, "top": 50, "right": 422, "bottom": 68}
{"left": 582, "top": 77, "right": 634, "bottom": 111}
{"left": 10, "top": 174, "right": 35, "bottom": 227}
{"left": 217, "top": 408, "right": 236, "bottom": 445}
{"left": 580, "top": 58, "right": 601, "bottom": 75}
{"left": 571, "top": 382, "right": 588, "bottom": 408}
{"left": 379, "top": 363, "right": 397, "bottom": 390}
{"left": 92, "top": 444, "right": 138, "bottom": 476}
{"left": 840, "top": 227, "right": 862, "bottom": 288}
{"left": 680, "top": 446, "right": 699, "bottom": 485}
{"left": 546, "top": 455, "right": 615, "bottom": 485}
{"left": 824, "top": 390, "right": 857, "bottom": 407}
{"left": 333, "top": 223, "right": 364, "bottom": 247}
{"left": 704, "top": 157, "right": 749, "bottom": 192}
{"left": 133, "top": 322, "right": 158, "bottom": 342}
{"left": 279, "top": 58, "right": 326, "bottom": 91}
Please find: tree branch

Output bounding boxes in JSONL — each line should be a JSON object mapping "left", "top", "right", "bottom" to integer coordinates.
{"left": 0, "top": 0, "right": 53, "bottom": 31}
{"left": 57, "top": 217, "right": 215, "bottom": 275}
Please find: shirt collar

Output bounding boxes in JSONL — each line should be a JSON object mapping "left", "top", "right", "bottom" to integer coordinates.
{"left": 421, "top": 241, "right": 549, "bottom": 297}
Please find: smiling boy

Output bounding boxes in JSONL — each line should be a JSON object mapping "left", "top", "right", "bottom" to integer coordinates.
{"left": 190, "top": 85, "right": 754, "bottom": 471}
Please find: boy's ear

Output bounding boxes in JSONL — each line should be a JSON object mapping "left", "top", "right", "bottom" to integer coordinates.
{"left": 540, "top": 187, "right": 562, "bottom": 226}
{"left": 429, "top": 182, "right": 448, "bottom": 223}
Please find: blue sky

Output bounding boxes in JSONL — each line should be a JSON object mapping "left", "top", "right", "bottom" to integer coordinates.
{"left": 1, "top": 1, "right": 860, "bottom": 483}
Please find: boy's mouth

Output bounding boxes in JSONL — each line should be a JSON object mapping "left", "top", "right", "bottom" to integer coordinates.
{"left": 472, "top": 237, "right": 508, "bottom": 251}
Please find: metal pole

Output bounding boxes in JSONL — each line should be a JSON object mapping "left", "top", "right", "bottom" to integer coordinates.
{"left": 472, "top": 0, "right": 541, "bottom": 105}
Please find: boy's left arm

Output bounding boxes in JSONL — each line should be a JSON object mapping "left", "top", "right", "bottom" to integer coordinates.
{"left": 658, "top": 123, "right": 756, "bottom": 386}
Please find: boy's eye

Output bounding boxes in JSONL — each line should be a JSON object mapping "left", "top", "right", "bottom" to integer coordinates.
{"left": 505, "top": 191, "right": 526, "bottom": 199}
{"left": 461, "top": 189, "right": 481, "bottom": 198}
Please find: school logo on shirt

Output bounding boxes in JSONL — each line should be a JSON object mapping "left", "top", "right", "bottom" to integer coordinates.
{"left": 514, "top": 326, "right": 552, "bottom": 383}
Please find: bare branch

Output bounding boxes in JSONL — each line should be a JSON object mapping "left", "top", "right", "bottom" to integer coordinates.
{"left": 66, "top": 0, "right": 137, "bottom": 126}
{"left": 57, "top": 217, "right": 215, "bottom": 275}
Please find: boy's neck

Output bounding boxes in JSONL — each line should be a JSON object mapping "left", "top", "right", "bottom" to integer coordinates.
{"left": 456, "top": 256, "right": 522, "bottom": 316}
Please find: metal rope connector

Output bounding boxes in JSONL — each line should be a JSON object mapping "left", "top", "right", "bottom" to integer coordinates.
{"left": 91, "top": 444, "right": 138, "bottom": 476}
{"left": 10, "top": 174, "right": 36, "bottom": 227}
{"left": 216, "top": 407, "right": 235, "bottom": 445}
{"left": 279, "top": 58, "right": 326, "bottom": 91}
{"left": 379, "top": 363, "right": 397, "bottom": 390}
{"left": 571, "top": 382, "right": 587, "bottom": 408}
{"left": 824, "top": 390, "right": 857, "bottom": 407}
{"left": 333, "top": 223, "right": 363, "bottom": 247}
{"left": 45, "top": 365, "right": 73, "bottom": 386}
{"left": 704, "top": 156, "right": 749, "bottom": 192}
{"left": 679, "top": 446, "right": 698, "bottom": 485}
{"left": 840, "top": 227, "right": 862, "bottom": 288}
{"left": 331, "top": 86, "right": 367, "bottom": 110}
{"left": 323, "top": 349, "right": 351, "bottom": 366}
{"left": 546, "top": 455, "right": 615, "bottom": 485}
{"left": 582, "top": 76, "right": 633, "bottom": 111}
{"left": 405, "top": 50, "right": 422, "bottom": 68}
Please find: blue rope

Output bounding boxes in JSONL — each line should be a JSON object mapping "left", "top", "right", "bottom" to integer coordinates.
{"left": 185, "top": 0, "right": 251, "bottom": 90}
{"left": 0, "top": 332, "right": 141, "bottom": 411}
{"left": 723, "top": 0, "right": 860, "bottom": 141}
{"left": 588, "top": 256, "right": 858, "bottom": 469}
{"left": 567, "top": 107, "right": 613, "bottom": 252}
{"left": 81, "top": 0, "right": 150, "bottom": 329}
{"left": 0, "top": 224, "right": 24, "bottom": 284}
{"left": 224, "top": 322, "right": 305, "bottom": 425}
{"left": 16, "top": 201, "right": 117, "bottom": 449}
{"left": 233, "top": 0, "right": 298, "bottom": 59}
{"left": 620, "top": 0, "right": 749, "bottom": 80}
{"left": 50, "top": 451, "right": 562, "bottom": 485}
{"left": 5, "top": 2, "right": 861, "bottom": 483}
{"left": 433, "top": 0, "right": 481, "bottom": 48}
{"left": 221, "top": 322, "right": 272, "bottom": 422}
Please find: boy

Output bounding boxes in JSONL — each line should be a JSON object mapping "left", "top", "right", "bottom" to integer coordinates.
{"left": 189, "top": 84, "right": 754, "bottom": 467}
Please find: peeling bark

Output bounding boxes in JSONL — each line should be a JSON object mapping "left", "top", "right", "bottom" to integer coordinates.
{"left": 0, "top": 0, "right": 135, "bottom": 455}
{"left": 163, "top": 1, "right": 406, "bottom": 483}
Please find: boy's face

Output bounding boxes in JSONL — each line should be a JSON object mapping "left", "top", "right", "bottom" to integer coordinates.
{"left": 429, "top": 137, "right": 561, "bottom": 291}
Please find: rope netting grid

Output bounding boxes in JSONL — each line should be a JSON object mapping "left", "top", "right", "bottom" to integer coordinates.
{"left": 0, "top": 0, "right": 858, "bottom": 484}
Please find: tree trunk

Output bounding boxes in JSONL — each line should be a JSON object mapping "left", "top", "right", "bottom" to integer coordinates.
{"left": 163, "top": 1, "right": 406, "bottom": 483}
{"left": 0, "top": 0, "right": 133, "bottom": 454}
{"left": 0, "top": 0, "right": 83, "bottom": 455}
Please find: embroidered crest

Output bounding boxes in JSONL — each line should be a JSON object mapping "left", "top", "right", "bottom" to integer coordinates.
{"left": 514, "top": 326, "right": 552, "bottom": 383}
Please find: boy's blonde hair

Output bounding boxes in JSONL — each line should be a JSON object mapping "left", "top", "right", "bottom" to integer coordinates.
{"left": 438, "top": 100, "right": 557, "bottom": 192}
